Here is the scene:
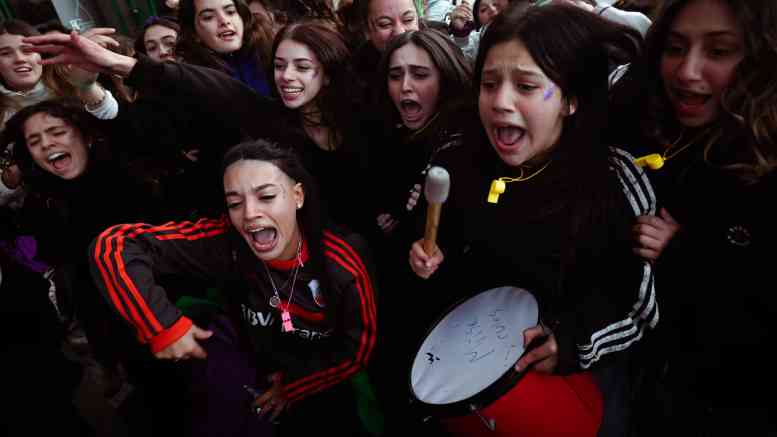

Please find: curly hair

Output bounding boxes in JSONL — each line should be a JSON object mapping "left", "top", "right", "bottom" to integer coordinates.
{"left": 611, "top": 0, "right": 777, "bottom": 184}
{"left": 4, "top": 99, "right": 100, "bottom": 188}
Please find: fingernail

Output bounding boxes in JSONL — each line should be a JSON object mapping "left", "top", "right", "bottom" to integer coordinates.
{"left": 514, "top": 364, "right": 521, "bottom": 372}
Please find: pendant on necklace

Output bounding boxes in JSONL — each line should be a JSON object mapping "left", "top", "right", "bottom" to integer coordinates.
{"left": 281, "top": 310, "right": 295, "bottom": 332}
{"left": 269, "top": 295, "right": 281, "bottom": 308}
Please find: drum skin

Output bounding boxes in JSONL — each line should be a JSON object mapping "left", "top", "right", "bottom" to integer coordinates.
{"left": 440, "top": 371, "right": 603, "bottom": 437}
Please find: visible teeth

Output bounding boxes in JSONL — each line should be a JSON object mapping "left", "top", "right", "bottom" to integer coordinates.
{"left": 282, "top": 87, "right": 303, "bottom": 93}
{"left": 247, "top": 227, "right": 265, "bottom": 233}
{"left": 48, "top": 152, "right": 66, "bottom": 162}
{"left": 15, "top": 67, "right": 31, "bottom": 73}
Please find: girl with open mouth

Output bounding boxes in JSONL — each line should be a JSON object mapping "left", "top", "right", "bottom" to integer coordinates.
{"left": 0, "top": 19, "right": 119, "bottom": 197}
{"left": 87, "top": 140, "right": 377, "bottom": 436}
{"left": 177, "top": 0, "right": 273, "bottom": 96}
{"left": 373, "top": 29, "right": 472, "bottom": 241}
{"left": 610, "top": 0, "right": 777, "bottom": 434}
{"left": 409, "top": 4, "right": 655, "bottom": 436}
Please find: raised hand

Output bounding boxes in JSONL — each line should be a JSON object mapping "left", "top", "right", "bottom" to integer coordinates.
{"left": 451, "top": 0, "right": 474, "bottom": 32}
{"left": 23, "top": 30, "right": 137, "bottom": 77}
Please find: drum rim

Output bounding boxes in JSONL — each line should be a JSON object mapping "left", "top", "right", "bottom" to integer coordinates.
{"left": 407, "top": 285, "right": 539, "bottom": 417}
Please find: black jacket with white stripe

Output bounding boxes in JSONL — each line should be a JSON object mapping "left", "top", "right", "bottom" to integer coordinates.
{"left": 433, "top": 143, "right": 657, "bottom": 374}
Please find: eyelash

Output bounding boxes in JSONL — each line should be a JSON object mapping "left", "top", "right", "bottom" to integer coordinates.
{"left": 227, "top": 194, "right": 276, "bottom": 209}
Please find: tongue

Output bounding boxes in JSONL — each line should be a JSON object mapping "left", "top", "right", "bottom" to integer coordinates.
{"left": 402, "top": 102, "right": 422, "bottom": 116}
{"left": 253, "top": 228, "right": 277, "bottom": 245}
{"left": 679, "top": 93, "right": 708, "bottom": 106}
{"left": 52, "top": 155, "right": 71, "bottom": 171}
{"left": 496, "top": 127, "right": 523, "bottom": 145}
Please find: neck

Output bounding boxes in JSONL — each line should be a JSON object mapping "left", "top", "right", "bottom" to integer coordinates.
{"left": 1, "top": 80, "right": 41, "bottom": 96}
{"left": 278, "top": 228, "right": 303, "bottom": 261}
{"left": 301, "top": 101, "right": 322, "bottom": 126}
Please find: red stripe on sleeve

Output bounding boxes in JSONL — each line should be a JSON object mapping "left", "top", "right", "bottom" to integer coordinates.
{"left": 93, "top": 225, "right": 130, "bottom": 322}
{"left": 283, "top": 241, "right": 376, "bottom": 402}
{"left": 96, "top": 219, "right": 231, "bottom": 342}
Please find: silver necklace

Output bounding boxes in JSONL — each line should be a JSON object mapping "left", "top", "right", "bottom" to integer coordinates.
{"left": 262, "top": 239, "right": 303, "bottom": 332}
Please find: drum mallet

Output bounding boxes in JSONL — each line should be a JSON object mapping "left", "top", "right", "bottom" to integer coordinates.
{"left": 423, "top": 166, "right": 451, "bottom": 255}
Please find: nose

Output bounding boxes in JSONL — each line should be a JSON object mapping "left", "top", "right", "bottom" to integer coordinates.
{"left": 40, "top": 134, "right": 54, "bottom": 150}
{"left": 243, "top": 197, "right": 263, "bottom": 220}
{"left": 401, "top": 74, "right": 412, "bottom": 93}
{"left": 676, "top": 48, "right": 704, "bottom": 82}
{"left": 491, "top": 83, "right": 514, "bottom": 113}
{"left": 12, "top": 49, "right": 25, "bottom": 64}
{"left": 280, "top": 65, "right": 294, "bottom": 82}
{"left": 217, "top": 11, "right": 230, "bottom": 27}
{"left": 392, "top": 22, "right": 407, "bottom": 38}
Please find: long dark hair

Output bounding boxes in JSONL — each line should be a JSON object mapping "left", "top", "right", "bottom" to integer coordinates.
{"left": 134, "top": 16, "right": 181, "bottom": 56}
{"left": 476, "top": 3, "right": 642, "bottom": 292}
{"left": 610, "top": 0, "right": 777, "bottom": 184}
{"left": 221, "top": 139, "right": 339, "bottom": 314}
{"left": 271, "top": 21, "right": 360, "bottom": 145}
{"left": 377, "top": 28, "right": 473, "bottom": 140}
{"left": 177, "top": 0, "right": 273, "bottom": 73}
{"left": 4, "top": 99, "right": 101, "bottom": 191}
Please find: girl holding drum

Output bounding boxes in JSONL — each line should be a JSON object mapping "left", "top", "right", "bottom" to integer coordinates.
{"left": 410, "top": 3, "right": 654, "bottom": 435}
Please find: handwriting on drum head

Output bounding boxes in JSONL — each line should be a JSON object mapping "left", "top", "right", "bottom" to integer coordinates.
{"left": 462, "top": 309, "right": 519, "bottom": 364}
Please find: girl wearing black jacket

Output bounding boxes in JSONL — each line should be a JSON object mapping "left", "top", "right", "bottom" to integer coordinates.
{"left": 610, "top": 0, "right": 777, "bottom": 434}
{"left": 88, "top": 140, "right": 377, "bottom": 435}
{"left": 409, "top": 4, "right": 654, "bottom": 434}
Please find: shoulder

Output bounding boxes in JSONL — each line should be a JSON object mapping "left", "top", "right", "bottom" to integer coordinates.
{"left": 322, "top": 227, "right": 373, "bottom": 278}
{"left": 607, "top": 147, "right": 657, "bottom": 216}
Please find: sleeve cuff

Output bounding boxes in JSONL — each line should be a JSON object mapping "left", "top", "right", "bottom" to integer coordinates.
{"left": 125, "top": 54, "right": 157, "bottom": 90}
{"left": 85, "top": 89, "right": 119, "bottom": 120}
{"left": 149, "top": 316, "right": 193, "bottom": 354}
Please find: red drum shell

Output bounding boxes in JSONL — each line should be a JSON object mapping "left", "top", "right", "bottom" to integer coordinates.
{"left": 440, "top": 371, "right": 603, "bottom": 437}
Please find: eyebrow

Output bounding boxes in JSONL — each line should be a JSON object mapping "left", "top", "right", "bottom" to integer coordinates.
{"left": 389, "top": 64, "right": 431, "bottom": 71}
{"left": 275, "top": 56, "right": 314, "bottom": 63}
{"left": 25, "top": 125, "right": 66, "bottom": 142}
{"left": 198, "top": 2, "right": 233, "bottom": 16}
{"left": 224, "top": 183, "right": 276, "bottom": 197}
{"left": 482, "top": 66, "right": 543, "bottom": 79}
{"left": 669, "top": 30, "right": 739, "bottom": 39}
{"left": 377, "top": 10, "right": 415, "bottom": 21}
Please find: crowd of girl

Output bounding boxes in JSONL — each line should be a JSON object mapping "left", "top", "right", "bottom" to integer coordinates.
{"left": 1, "top": 0, "right": 774, "bottom": 436}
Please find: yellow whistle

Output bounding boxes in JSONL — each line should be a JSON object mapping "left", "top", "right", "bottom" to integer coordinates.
{"left": 634, "top": 153, "right": 665, "bottom": 170}
{"left": 487, "top": 179, "right": 506, "bottom": 204}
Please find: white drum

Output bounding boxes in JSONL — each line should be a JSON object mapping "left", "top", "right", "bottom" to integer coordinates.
{"left": 410, "top": 286, "right": 538, "bottom": 406}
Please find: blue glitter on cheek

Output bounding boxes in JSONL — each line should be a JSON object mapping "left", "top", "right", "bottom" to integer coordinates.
{"left": 543, "top": 85, "right": 555, "bottom": 101}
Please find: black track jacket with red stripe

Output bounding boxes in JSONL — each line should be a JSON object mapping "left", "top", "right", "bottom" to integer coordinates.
{"left": 89, "top": 217, "right": 377, "bottom": 404}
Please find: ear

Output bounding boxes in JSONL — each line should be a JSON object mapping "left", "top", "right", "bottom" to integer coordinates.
{"left": 293, "top": 182, "right": 305, "bottom": 210}
{"left": 564, "top": 96, "right": 578, "bottom": 116}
